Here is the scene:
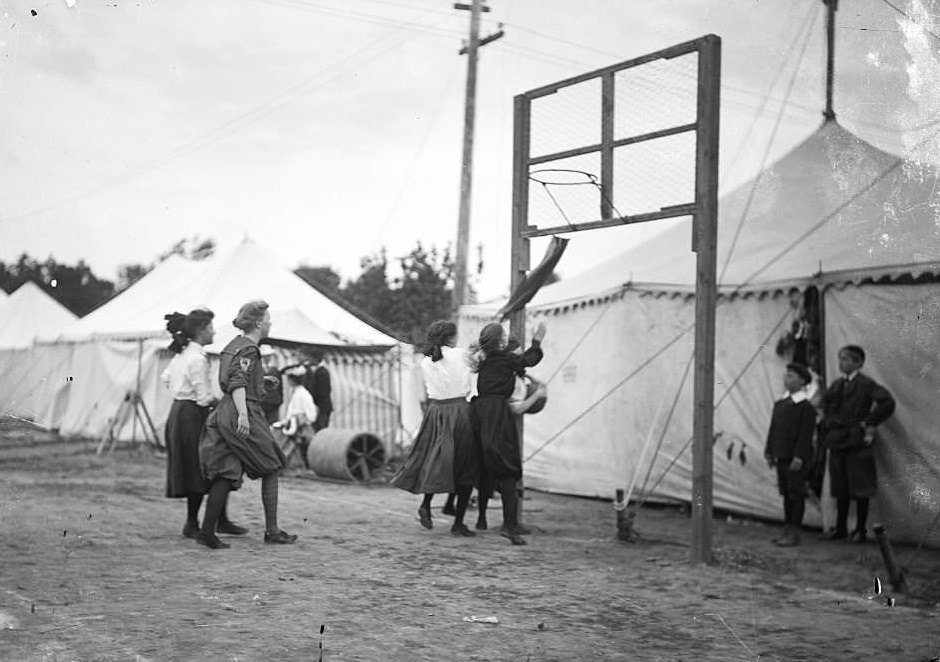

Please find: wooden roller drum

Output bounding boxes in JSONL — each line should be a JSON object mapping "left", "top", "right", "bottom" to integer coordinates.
{"left": 306, "top": 428, "right": 386, "bottom": 482}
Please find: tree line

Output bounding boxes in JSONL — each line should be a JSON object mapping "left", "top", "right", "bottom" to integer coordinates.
{"left": 0, "top": 237, "right": 473, "bottom": 345}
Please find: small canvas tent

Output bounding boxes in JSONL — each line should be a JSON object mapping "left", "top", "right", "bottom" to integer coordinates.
{"left": 0, "top": 281, "right": 77, "bottom": 350}
{"left": 459, "top": 121, "right": 940, "bottom": 545}
{"left": 0, "top": 239, "right": 423, "bottom": 449}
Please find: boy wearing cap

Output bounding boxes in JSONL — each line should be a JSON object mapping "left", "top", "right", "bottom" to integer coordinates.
{"left": 764, "top": 363, "right": 817, "bottom": 546}
{"left": 820, "top": 345, "right": 895, "bottom": 543}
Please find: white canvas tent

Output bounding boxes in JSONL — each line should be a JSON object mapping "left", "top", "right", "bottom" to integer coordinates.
{"left": 0, "top": 281, "right": 78, "bottom": 350}
{"left": 459, "top": 121, "right": 940, "bottom": 545}
{"left": 45, "top": 238, "right": 399, "bottom": 347}
{"left": 0, "top": 238, "right": 423, "bottom": 448}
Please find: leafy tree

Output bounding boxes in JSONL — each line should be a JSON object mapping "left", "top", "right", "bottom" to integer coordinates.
{"left": 158, "top": 236, "right": 216, "bottom": 262}
{"left": 342, "top": 249, "right": 396, "bottom": 330}
{"left": 116, "top": 264, "right": 151, "bottom": 292}
{"left": 116, "top": 235, "right": 216, "bottom": 292}
{"left": 294, "top": 265, "right": 342, "bottom": 295}
{"left": 330, "top": 243, "right": 460, "bottom": 345}
{"left": 387, "top": 243, "right": 455, "bottom": 343}
{"left": 0, "top": 254, "right": 114, "bottom": 316}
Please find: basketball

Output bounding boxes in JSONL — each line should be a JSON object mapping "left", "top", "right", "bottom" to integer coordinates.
{"left": 524, "top": 376, "right": 547, "bottom": 414}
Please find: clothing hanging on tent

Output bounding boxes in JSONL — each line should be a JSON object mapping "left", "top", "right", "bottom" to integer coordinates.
{"left": 497, "top": 236, "right": 568, "bottom": 320}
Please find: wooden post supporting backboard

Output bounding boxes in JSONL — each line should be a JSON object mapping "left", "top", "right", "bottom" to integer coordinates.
{"left": 690, "top": 34, "right": 721, "bottom": 564}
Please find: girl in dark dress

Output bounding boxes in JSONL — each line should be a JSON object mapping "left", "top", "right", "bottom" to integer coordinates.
{"left": 161, "top": 309, "right": 246, "bottom": 540}
{"left": 197, "top": 300, "right": 297, "bottom": 549}
{"left": 469, "top": 321, "right": 546, "bottom": 545}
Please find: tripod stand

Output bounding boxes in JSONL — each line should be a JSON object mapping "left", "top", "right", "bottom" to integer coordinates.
{"left": 97, "top": 390, "right": 161, "bottom": 454}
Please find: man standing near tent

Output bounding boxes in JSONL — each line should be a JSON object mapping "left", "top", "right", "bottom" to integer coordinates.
{"left": 820, "top": 345, "right": 895, "bottom": 543}
{"left": 259, "top": 347, "right": 283, "bottom": 426}
{"left": 259, "top": 345, "right": 284, "bottom": 425}
{"left": 305, "top": 349, "right": 333, "bottom": 432}
{"left": 764, "top": 363, "right": 816, "bottom": 547}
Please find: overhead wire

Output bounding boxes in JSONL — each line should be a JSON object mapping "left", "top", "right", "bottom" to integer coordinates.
{"left": 638, "top": 307, "right": 793, "bottom": 501}
{"left": 2, "top": 1, "right": 919, "bottom": 227}
{"left": 719, "top": 3, "right": 819, "bottom": 283}
{"left": 0, "top": 3, "right": 454, "bottom": 224}
{"left": 374, "top": 55, "right": 463, "bottom": 246}
{"left": 720, "top": 1, "right": 820, "bottom": 188}
{"left": 520, "top": 2, "right": 820, "bottom": 466}
{"left": 523, "top": 321, "right": 690, "bottom": 464}
{"left": 249, "top": 0, "right": 464, "bottom": 39}
{"left": 523, "top": 113, "right": 940, "bottom": 488}
{"left": 876, "top": 0, "right": 940, "bottom": 42}
{"left": 500, "top": 10, "right": 928, "bottom": 138}
{"left": 614, "top": 5, "right": 820, "bottom": 498}
{"left": 635, "top": 349, "right": 694, "bottom": 503}
{"left": 627, "top": 116, "right": 940, "bottom": 492}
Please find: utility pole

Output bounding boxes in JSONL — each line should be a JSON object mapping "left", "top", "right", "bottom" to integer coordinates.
{"left": 823, "top": 0, "right": 838, "bottom": 122}
{"left": 453, "top": 0, "right": 504, "bottom": 311}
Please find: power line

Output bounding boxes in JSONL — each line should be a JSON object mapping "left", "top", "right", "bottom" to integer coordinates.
{"left": 638, "top": 307, "right": 793, "bottom": 503}
{"left": 0, "top": 6, "right": 451, "bottom": 224}
{"left": 499, "top": 12, "right": 927, "bottom": 138}
{"left": 375, "top": 56, "right": 463, "bottom": 246}
{"left": 719, "top": 1, "right": 819, "bottom": 283}
{"left": 521, "top": 119, "right": 940, "bottom": 468}
{"left": 877, "top": 0, "right": 940, "bottom": 41}
{"left": 720, "top": 1, "right": 820, "bottom": 188}
{"left": 250, "top": 0, "right": 462, "bottom": 38}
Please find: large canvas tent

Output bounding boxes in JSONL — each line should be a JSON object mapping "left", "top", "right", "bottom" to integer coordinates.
{"left": 0, "top": 239, "right": 423, "bottom": 448}
{"left": 0, "top": 281, "right": 77, "bottom": 350}
{"left": 459, "top": 121, "right": 940, "bottom": 545}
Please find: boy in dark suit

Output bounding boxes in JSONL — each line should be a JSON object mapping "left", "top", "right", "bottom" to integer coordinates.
{"left": 821, "top": 345, "right": 895, "bottom": 542}
{"left": 764, "top": 363, "right": 817, "bottom": 546}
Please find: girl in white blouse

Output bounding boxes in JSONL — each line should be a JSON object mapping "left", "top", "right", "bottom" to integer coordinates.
{"left": 162, "top": 309, "right": 245, "bottom": 541}
{"left": 276, "top": 369, "right": 318, "bottom": 469}
{"left": 391, "top": 320, "right": 480, "bottom": 536}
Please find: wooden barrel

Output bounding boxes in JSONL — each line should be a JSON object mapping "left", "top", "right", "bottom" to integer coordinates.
{"left": 306, "top": 428, "right": 386, "bottom": 482}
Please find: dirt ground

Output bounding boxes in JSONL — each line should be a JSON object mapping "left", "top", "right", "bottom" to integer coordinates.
{"left": 1, "top": 421, "right": 939, "bottom": 662}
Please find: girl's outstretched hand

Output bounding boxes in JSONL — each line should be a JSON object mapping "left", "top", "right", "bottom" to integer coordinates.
{"left": 532, "top": 322, "right": 547, "bottom": 342}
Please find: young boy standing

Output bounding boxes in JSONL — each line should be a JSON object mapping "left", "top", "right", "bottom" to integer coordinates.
{"left": 764, "top": 363, "right": 817, "bottom": 547}
{"left": 820, "top": 345, "right": 895, "bottom": 542}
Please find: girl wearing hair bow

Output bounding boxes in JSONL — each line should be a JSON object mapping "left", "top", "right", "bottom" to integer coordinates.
{"left": 161, "top": 308, "right": 246, "bottom": 541}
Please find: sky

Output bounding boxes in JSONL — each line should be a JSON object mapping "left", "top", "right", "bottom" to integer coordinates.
{"left": 1, "top": 0, "right": 938, "bottom": 302}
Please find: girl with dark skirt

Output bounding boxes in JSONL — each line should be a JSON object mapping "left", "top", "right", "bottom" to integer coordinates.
{"left": 161, "top": 309, "right": 246, "bottom": 540}
{"left": 197, "top": 300, "right": 297, "bottom": 549}
{"left": 470, "top": 321, "right": 546, "bottom": 545}
{"left": 391, "top": 320, "right": 479, "bottom": 537}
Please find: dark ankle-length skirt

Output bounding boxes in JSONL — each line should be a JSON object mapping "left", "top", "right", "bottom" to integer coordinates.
{"left": 200, "top": 396, "right": 287, "bottom": 489}
{"left": 164, "top": 399, "right": 209, "bottom": 498}
{"left": 470, "top": 395, "right": 522, "bottom": 486}
{"left": 392, "top": 397, "right": 479, "bottom": 495}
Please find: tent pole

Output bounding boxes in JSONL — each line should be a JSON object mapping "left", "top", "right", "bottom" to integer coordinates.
{"left": 395, "top": 345, "right": 405, "bottom": 452}
{"left": 817, "top": 284, "right": 828, "bottom": 385}
{"left": 131, "top": 338, "right": 143, "bottom": 444}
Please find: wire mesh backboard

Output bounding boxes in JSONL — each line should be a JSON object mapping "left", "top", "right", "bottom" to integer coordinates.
{"left": 514, "top": 36, "right": 719, "bottom": 239}
{"left": 509, "top": 35, "right": 721, "bottom": 563}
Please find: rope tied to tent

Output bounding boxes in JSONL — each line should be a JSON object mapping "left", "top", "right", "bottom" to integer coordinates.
{"left": 637, "top": 306, "right": 792, "bottom": 504}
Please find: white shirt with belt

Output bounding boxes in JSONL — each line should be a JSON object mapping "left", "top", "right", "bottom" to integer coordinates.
{"left": 421, "top": 346, "right": 472, "bottom": 400}
{"left": 161, "top": 342, "right": 214, "bottom": 407}
{"left": 286, "top": 385, "right": 318, "bottom": 422}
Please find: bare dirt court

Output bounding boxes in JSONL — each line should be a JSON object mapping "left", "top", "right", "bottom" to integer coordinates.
{"left": 1, "top": 423, "right": 939, "bottom": 662}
